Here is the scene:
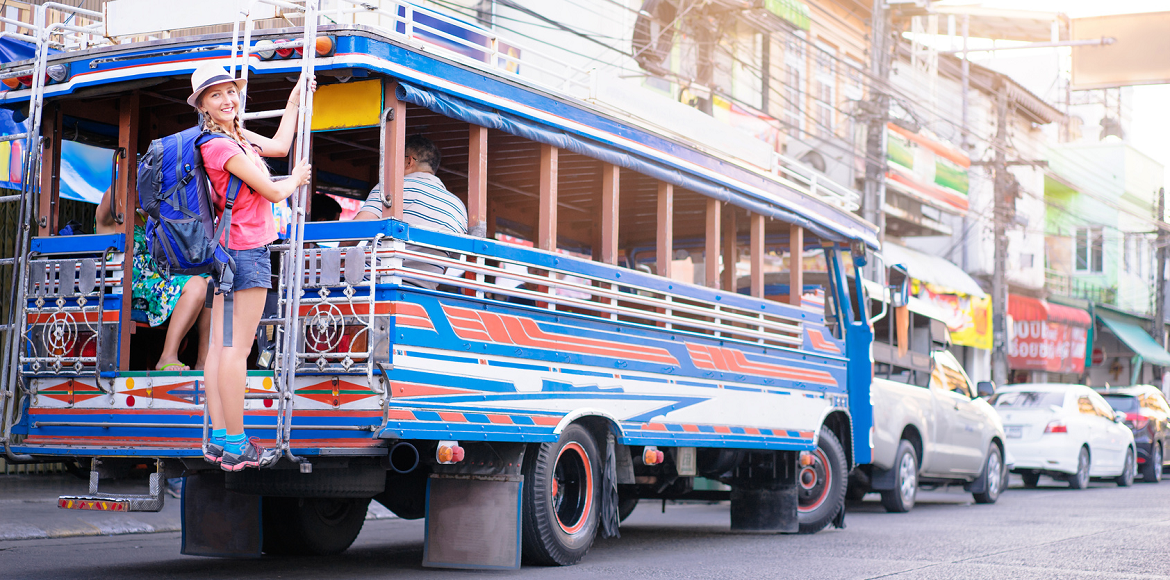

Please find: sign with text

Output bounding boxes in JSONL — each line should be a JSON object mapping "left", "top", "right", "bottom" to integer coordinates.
{"left": 1008, "top": 320, "right": 1088, "bottom": 374}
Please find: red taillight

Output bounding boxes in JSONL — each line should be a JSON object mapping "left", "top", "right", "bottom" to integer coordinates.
{"left": 1126, "top": 413, "right": 1150, "bottom": 430}
{"left": 1044, "top": 421, "right": 1067, "bottom": 434}
{"left": 275, "top": 39, "right": 294, "bottom": 59}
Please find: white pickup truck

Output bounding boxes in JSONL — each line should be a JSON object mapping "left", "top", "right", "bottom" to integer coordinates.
{"left": 850, "top": 283, "right": 1008, "bottom": 512}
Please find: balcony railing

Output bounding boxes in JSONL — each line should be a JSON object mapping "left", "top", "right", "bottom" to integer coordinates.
{"left": 1045, "top": 269, "right": 1116, "bottom": 305}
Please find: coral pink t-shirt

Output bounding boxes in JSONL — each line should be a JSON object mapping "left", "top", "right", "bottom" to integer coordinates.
{"left": 201, "top": 136, "right": 276, "bottom": 250}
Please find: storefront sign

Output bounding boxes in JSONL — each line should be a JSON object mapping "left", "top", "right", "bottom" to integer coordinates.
{"left": 1008, "top": 320, "right": 1089, "bottom": 374}
{"left": 1007, "top": 294, "right": 1091, "bottom": 374}
{"left": 917, "top": 284, "right": 992, "bottom": 350}
{"left": 886, "top": 123, "right": 970, "bottom": 212}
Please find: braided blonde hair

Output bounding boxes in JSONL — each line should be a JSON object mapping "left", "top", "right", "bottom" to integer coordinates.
{"left": 195, "top": 98, "right": 269, "bottom": 176}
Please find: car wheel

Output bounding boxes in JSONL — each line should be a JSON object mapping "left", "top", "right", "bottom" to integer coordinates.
{"left": 1021, "top": 472, "right": 1040, "bottom": 488}
{"left": 1116, "top": 447, "right": 1135, "bottom": 487}
{"left": 1142, "top": 444, "right": 1163, "bottom": 484}
{"left": 973, "top": 444, "right": 1004, "bottom": 504}
{"left": 879, "top": 440, "right": 918, "bottom": 513}
{"left": 797, "top": 429, "right": 848, "bottom": 534}
{"left": 1068, "top": 446, "right": 1090, "bottom": 490}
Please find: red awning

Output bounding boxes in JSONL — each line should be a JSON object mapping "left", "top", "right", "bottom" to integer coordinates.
{"left": 1008, "top": 294, "right": 1091, "bottom": 327}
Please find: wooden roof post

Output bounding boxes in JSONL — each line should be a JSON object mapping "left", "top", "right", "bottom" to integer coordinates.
{"left": 116, "top": 92, "right": 140, "bottom": 371}
{"left": 36, "top": 105, "right": 60, "bottom": 237}
{"left": 722, "top": 205, "right": 737, "bottom": 292}
{"left": 750, "top": 213, "right": 764, "bottom": 299}
{"left": 789, "top": 224, "right": 804, "bottom": 306}
{"left": 538, "top": 143, "right": 558, "bottom": 251}
{"left": 382, "top": 81, "right": 405, "bottom": 221}
{"left": 705, "top": 198, "right": 720, "bottom": 289}
{"left": 468, "top": 124, "right": 488, "bottom": 237}
{"left": 601, "top": 163, "right": 619, "bottom": 265}
{"left": 657, "top": 181, "right": 673, "bottom": 279}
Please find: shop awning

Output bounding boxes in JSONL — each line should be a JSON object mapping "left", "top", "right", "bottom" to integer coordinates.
{"left": 1096, "top": 310, "right": 1170, "bottom": 368}
{"left": 1009, "top": 294, "right": 1091, "bottom": 326}
{"left": 882, "top": 242, "right": 986, "bottom": 297}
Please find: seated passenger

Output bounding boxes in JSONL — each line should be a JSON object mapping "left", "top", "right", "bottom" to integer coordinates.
{"left": 95, "top": 189, "right": 211, "bottom": 371}
{"left": 310, "top": 193, "right": 342, "bottom": 222}
{"left": 354, "top": 135, "right": 468, "bottom": 290}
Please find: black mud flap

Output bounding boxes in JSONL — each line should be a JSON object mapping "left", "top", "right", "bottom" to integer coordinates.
{"left": 832, "top": 502, "right": 847, "bottom": 529}
{"left": 181, "top": 471, "right": 262, "bottom": 558}
{"left": 598, "top": 433, "right": 621, "bottom": 539}
{"left": 729, "top": 485, "right": 799, "bottom": 532}
{"left": 422, "top": 474, "right": 522, "bottom": 570}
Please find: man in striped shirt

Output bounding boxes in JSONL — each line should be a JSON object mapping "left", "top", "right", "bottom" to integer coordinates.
{"left": 355, "top": 135, "right": 467, "bottom": 289}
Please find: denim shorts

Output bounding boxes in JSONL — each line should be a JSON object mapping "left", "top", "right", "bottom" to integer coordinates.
{"left": 227, "top": 245, "right": 272, "bottom": 292}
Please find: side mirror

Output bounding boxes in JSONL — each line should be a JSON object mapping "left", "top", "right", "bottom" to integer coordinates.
{"left": 1113, "top": 413, "right": 1126, "bottom": 424}
{"left": 850, "top": 239, "right": 868, "bottom": 267}
{"left": 888, "top": 264, "right": 910, "bottom": 308}
{"left": 976, "top": 381, "right": 996, "bottom": 399}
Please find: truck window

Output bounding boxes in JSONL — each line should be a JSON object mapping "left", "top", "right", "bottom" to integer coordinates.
{"left": 1101, "top": 394, "right": 1139, "bottom": 414}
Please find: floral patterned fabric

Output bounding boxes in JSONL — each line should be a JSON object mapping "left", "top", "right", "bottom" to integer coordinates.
{"left": 130, "top": 226, "right": 203, "bottom": 327}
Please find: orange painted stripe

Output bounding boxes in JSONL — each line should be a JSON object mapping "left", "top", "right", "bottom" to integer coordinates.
{"left": 714, "top": 425, "right": 732, "bottom": 434}
{"left": 488, "top": 414, "right": 514, "bottom": 424}
{"left": 744, "top": 427, "right": 760, "bottom": 435}
{"left": 682, "top": 424, "right": 700, "bottom": 433}
{"left": 438, "top": 411, "right": 466, "bottom": 422}
{"left": 642, "top": 423, "right": 667, "bottom": 431}
{"left": 532, "top": 416, "right": 561, "bottom": 426}
{"left": 386, "top": 409, "right": 415, "bottom": 421}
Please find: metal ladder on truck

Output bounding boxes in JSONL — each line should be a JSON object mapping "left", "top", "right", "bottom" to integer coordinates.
{"left": 0, "top": 2, "right": 109, "bottom": 464}
{"left": 197, "top": 0, "right": 323, "bottom": 472}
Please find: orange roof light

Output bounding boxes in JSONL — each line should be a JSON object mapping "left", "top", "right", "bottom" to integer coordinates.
{"left": 315, "top": 35, "right": 335, "bottom": 57}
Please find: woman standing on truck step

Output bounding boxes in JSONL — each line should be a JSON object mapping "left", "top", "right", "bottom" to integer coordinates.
{"left": 190, "top": 62, "right": 314, "bottom": 471}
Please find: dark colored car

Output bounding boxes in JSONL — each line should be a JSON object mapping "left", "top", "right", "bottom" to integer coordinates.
{"left": 1094, "top": 385, "right": 1170, "bottom": 483}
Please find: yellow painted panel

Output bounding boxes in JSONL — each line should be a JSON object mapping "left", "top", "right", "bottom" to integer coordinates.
{"left": 310, "top": 79, "right": 383, "bottom": 132}
{"left": 0, "top": 141, "right": 10, "bottom": 181}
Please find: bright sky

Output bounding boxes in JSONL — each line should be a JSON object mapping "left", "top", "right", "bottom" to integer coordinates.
{"left": 938, "top": 0, "right": 1170, "bottom": 190}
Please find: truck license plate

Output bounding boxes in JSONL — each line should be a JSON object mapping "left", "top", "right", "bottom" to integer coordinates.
{"left": 1005, "top": 426, "right": 1022, "bottom": 438}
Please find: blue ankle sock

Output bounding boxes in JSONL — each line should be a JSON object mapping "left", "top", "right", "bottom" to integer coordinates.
{"left": 225, "top": 432, "right": 247, "bottom": 455}
{"left": 212, "top": 429, "right": 226, "bottom": 446}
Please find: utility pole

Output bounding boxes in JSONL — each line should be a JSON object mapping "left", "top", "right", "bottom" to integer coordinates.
{"left": 862, "top": 0, "right": 891, "bottom": 236}
{"left": 1155, "top": 187, "right": 1167, "bottom": 347}
{"left": 991, "top": 85, "right": 1010, "bottom": 387}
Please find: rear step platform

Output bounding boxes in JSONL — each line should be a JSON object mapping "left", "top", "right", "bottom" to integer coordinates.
{"left": 58, "top": 459, "right": 164, "bottom": 512}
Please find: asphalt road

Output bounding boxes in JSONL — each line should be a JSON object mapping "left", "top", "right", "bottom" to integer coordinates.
{"left": 3, "top": 475, "right": 1170, "bottom": 579}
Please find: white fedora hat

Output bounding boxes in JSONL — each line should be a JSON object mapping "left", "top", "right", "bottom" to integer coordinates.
{"left": 187, "top": 62, "right": 247, "bottom": 108}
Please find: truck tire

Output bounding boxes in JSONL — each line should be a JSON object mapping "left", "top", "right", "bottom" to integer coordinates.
{"left": 521, "top": 424, "right": 601, "bottom": 565}
{"left": 797, "top": 429, "right": 847, "bottom": 534}
{"left": 1068, "top": 446, "right": 1090, "bottom": 489}
{"left": 617, "top": 490, "right": 639, "bottom": 522}
{"left": 262, "top": 496, "right": 370, "bottom": 556}
{"left": 880, "top": 440, "right": 918, "bottom": 513}
{"left": 1116, "top": 447, "right": 1135, "bottom": 487}
{"left": 1142, "top": 444, "right": 1162, "bottom": 483}
{"left": 972, "top": 444, "right": 1004, "bottom": 504}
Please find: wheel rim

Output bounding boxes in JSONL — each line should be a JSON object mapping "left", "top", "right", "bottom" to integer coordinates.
{"left": 897, "top": 451, "right": 917, "bottom": 504}
{"left": 552, "top": 441, "right": 593, "bottom": 534}
{"left": 1156, "top": 447, "right": 1163, "bottom": 481}
{"left": 1077, "top": 449, "right": 1089, "bottom": 486}
{"left": 1126, "top": 450, "right": 1134, "bottom": 481}
{"left": 798, "top": 448, "right": 832, "bottom": 513}
{"left": 312, "top": 499, "right": 352, "bottom": 526}
{"left": 986, "top": 451, "right": 1002, "bottom": 497}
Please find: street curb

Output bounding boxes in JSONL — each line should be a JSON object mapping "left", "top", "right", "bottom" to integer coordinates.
{"left": 0, "top": 500, "right": 397, "bottom": 542}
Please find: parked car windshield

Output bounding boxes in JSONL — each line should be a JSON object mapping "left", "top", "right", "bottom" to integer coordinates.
{"left": 1100, "top": 394, "right": 1139, "bottom": 413}
{"left": 988, "top": 390, "right": 1065, "bottom": 409}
